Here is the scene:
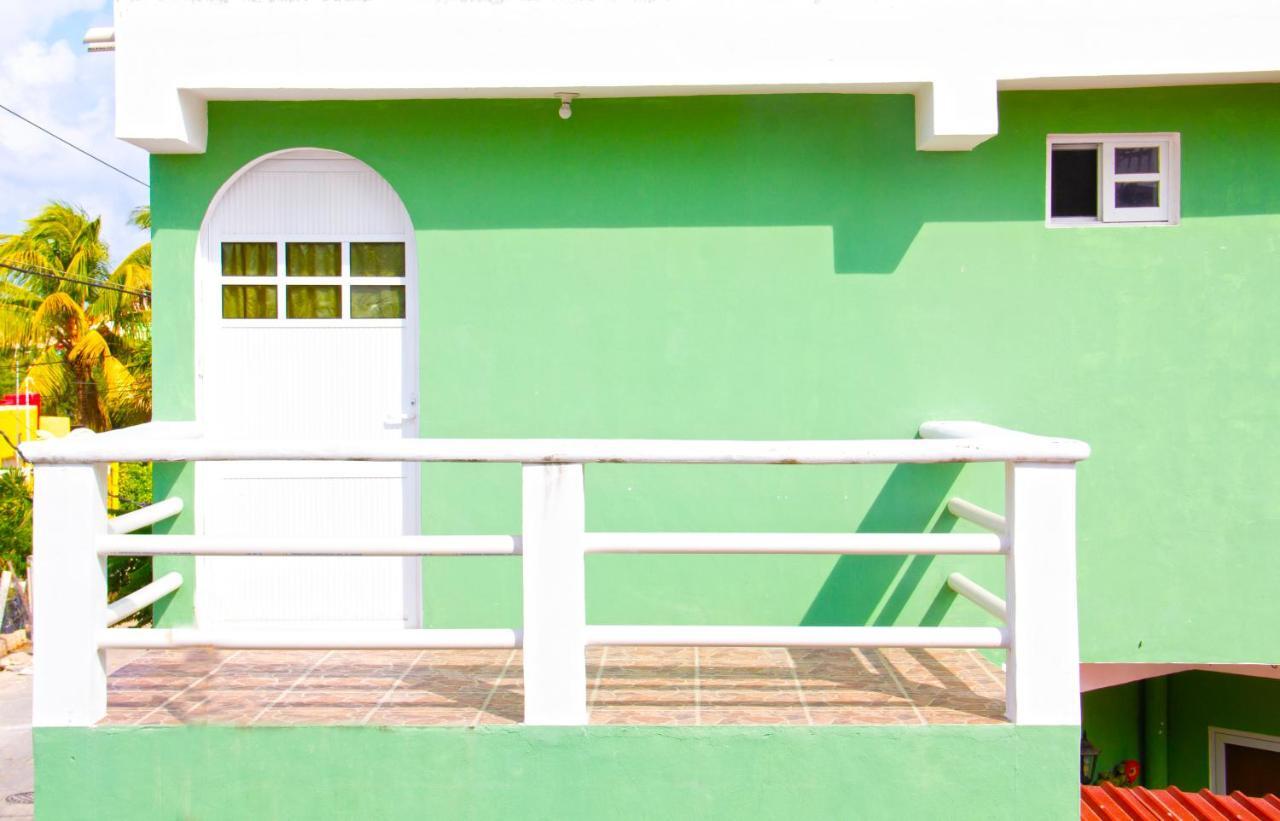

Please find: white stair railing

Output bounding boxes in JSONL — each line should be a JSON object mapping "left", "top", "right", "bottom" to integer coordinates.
{"left": 20, "top": 420, "right": 1088, "bottom": 729}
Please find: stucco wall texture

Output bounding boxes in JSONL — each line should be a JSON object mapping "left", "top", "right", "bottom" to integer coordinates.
{"left": 36, "top": 724, "right": 1077, "bottom": 819}
{"left": 149, "top": 85, "right": 1280, "bottom": 665}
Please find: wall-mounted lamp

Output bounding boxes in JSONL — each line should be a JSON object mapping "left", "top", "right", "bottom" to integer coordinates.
{"left": 1080, "top": 732, "right": 1100, "bottom": 785}
{"left": 556, "top": 93, "right": 578, "bottom": 120}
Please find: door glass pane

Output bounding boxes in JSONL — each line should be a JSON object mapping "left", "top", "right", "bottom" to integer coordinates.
{"left": 1115, "top": 181, "right": 1159, "bottom": 208}
{"left": 1114, "top": 147, "right": 1159, "bottom": 175}
{"left": 286, "top": 285, "right": 341, "bottom": 318}
{"left": 351, "top": 242, "right": 406, "bottom": 277}
{"left": 286, "top": 242, "right": 341, "bottom": 277}
{"left": 221, "top": 243, "right": 277, "bottom": 276}
{"left": 222, "top": 285, "right": 278, "bottom": 319}
{"left": 351, "top": 285, "right": 406, "bottom": 319}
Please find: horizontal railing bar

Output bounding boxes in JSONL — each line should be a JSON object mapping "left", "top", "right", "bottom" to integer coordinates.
{"left": 96, "top": 535, "right": 522, "bottom": 556}
{"left": 584, "top": 625, "right": 1008, "bottom": 649}
{"left": 945, "top": 498, "right": 1007, "bottom": 535}
{"left": 107, "top": 497, "right": 185, "bottom": 535}
{"left": 585, "top": 532, "right": 1004, "bottom": 554}
{"left": 104, "top": 572, "right": 183, "bottom": 626}
{"left": 21, "top": 430, "right": 1091, "bottom": 466}
{"left": 98, "top": 628, "right": 522, "bottom": 650}
{"left": 919, "top": 420, "right": 1090, "bottom": 459}
{"left": 946, "top": 573, "right": 1008, "bottom": 622}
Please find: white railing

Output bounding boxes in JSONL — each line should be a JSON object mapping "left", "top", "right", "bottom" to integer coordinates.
{"left": 20, "top": 420, "right": 1088, "bottom": 728}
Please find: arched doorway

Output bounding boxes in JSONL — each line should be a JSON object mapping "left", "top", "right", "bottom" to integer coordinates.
{"left": 193, "top": 148, "right": 420, "bottom": 629}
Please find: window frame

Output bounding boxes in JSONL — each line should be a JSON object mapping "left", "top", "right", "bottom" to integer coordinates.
{"left": 217, "top": 234, "right": 409, "bottom": 327}
{"left": 1208, "top": 726, "right": 1280, "bottom": 794}
{"left": 1045, "top": 132, "right": 1180, "bottom": 227}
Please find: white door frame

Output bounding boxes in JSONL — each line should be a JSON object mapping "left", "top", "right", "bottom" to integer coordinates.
{"left": 1209, "top": 726, "right": 1280, "bottom": 794}
{"left": 191, "top": 148, "right": 422, "bottom": 628}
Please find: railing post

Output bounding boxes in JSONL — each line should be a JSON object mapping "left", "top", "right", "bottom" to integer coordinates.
{"left": 521, "top": 463, "right": 587, "bottom": 725}
{"left": 1003, "top": 461, "right": 1080, "bottom": 725}
{"left": 31, "top": 458, "right": 110, "bottom": 726}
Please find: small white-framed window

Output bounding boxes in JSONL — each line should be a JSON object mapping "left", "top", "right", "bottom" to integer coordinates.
{"left": 1046, "top": 133, "right": 1180, "bottom": 226}
{"left": 1209, "top": 727, "right": 1280, "bottom": 796}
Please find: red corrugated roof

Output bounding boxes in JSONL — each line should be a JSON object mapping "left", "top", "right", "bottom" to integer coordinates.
{"left": 1081, "top": 784, "right": 1280, "bottom": 820}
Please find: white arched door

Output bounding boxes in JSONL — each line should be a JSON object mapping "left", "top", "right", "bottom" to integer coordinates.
{"left": 194, "top": 149, "right": 420, "bottom": 629}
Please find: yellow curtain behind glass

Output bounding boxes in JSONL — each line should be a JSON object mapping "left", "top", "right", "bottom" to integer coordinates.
{"left": 287, "top": 243, "right": 341, "bottom": 276}
{"left": 221, "top": 242, "right": 276, "bottom": 276}
{"left": 351, "top": 243, "right": 405, "bottom": 277}
{"left": 351, "top": 285, "right": 405, "bottom": 318}
{"left": 222, "top": 285, "right": 277, "bottom": 318}
{"left": 287, "top": 285, "right": 341, "bottom": 318}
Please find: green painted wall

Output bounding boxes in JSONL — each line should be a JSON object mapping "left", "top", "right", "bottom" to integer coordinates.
{"left": 1166, "top": 671, "right": 1280, "bottom": 790}
{"left": 1081, "top": 682, "right": 1142, "bottom": 779}
{"left": 150, "top": 86, "right": 1280, "bottom": 663}
{"left": 1081, "top": 671, "right": 1280, "bottom": 791}
{"left": 35, "top": 724, "right": 1077, "bottom": 820}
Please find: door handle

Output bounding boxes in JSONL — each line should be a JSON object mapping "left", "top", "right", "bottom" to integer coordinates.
{"left": 383, "top": 412, "right": 419, "bottom": 426}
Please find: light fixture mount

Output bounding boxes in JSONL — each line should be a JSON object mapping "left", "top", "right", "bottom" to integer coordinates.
{"left": 556, "top": 93, "right": 578, "bottom": 120}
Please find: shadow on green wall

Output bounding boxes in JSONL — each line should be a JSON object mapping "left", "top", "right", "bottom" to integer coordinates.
{"left": 188, "top": 86, "right": 1280, "bottom": 279}
{"left": 801, "top": 462, "right": 962, "bottom": 626}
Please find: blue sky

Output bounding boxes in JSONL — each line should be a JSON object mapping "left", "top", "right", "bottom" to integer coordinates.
{"left": 0, "top": 1, "right": 149, "bottom": 265}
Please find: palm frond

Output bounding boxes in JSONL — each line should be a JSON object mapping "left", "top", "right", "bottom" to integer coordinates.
{"left": 31, "top": 291, "right": 86, "bottom": 339}
{"left": 69, "top": 329, "right": 111, "bottom": 365}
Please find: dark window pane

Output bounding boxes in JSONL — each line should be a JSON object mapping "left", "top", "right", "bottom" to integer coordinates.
{"left": 351, "top": 285, "right": 406, "bottom": 319}
{"left": 1115, "top": 181, "right": 1159, "bottom": 208}
{"left": 222, "top": 285, "right": 277, "bottom": 319}
{"left": 1114, "top": 146, "right": 1159, "bottom": 175}
{"left": 351, "top": 242, "right": 406, "bottom": 277}
{"left": 221, "top": 242, "right": 276, "bottom": 277}
{"left": 286, "top": 285, "right": 341, "bottom": 319}
{"left": 1051, "top": 147, "right": 1098, "bottom": 218}
{"left": 286, "top": 242, "right": 341, "bottom": 277}
{"left": 1225, "top": 744, "right": 1280, "bottom": 795}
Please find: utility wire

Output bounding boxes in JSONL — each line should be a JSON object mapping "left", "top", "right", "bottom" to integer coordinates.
{"left": 0, "top": 102, "right": 149, "bottom": 188}
{"left": 0, "top": 259, "right": 150, "bottom": 297}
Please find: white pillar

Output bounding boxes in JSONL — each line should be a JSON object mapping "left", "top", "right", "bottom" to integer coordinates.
{"left": 520, "top": 463, "right": 587, "bottom": 725}
{"left": 32, "top": 461, "right": 110, "bottom": 726}
{"left": 1003, "top": 462, "right": 1081, "bottom": 725}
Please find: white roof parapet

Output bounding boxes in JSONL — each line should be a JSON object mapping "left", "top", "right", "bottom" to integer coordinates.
{"left": 102, "top": 0, "right": 1280, "bottom": 154}
{"left": 18, "top": 421, "right": 1089, "bottom": 466}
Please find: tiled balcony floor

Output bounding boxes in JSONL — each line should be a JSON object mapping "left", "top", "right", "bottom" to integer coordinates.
{"left": 101, "top": 646, "right": 1006, "bottom": 727}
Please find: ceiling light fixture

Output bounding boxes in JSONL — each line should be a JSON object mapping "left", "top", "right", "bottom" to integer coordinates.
{"left": 556, "top": 93, "right": 578, "bottom": 120}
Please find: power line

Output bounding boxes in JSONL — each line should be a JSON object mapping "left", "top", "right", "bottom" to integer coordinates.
{"left": 0, "top": 259, "right": 150, "bottom": 297}
{"left": 0, "top": 102, "right": 149, "bottom": 188}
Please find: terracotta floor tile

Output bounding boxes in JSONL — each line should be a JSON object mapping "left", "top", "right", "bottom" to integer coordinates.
{"left": 697, "top": 708, "right": 810, "bottom": 726}
{"left": 590, "top": 708, "right": 699, "bottom": 726}
{"left": 102, "top": 646, "right": 1007, "bottom": 727}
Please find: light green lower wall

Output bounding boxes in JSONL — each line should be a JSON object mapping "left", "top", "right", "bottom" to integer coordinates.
{"left": 35, "top": 724, "right": 1078, "bottom": 820}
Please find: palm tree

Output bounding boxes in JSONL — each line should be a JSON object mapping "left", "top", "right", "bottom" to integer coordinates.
{"left": 0, "top": 203, "right": 151, "bottom": 431}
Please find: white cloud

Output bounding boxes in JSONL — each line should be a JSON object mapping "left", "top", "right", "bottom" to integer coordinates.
{"left": 0, "top": 2, "right": 150, "bottom": 265}
{"left": 5, "top": 40, "right": 77, "bottom": 89}
{"left": 0, "top": 0, "right": 108, "bottom": 51}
